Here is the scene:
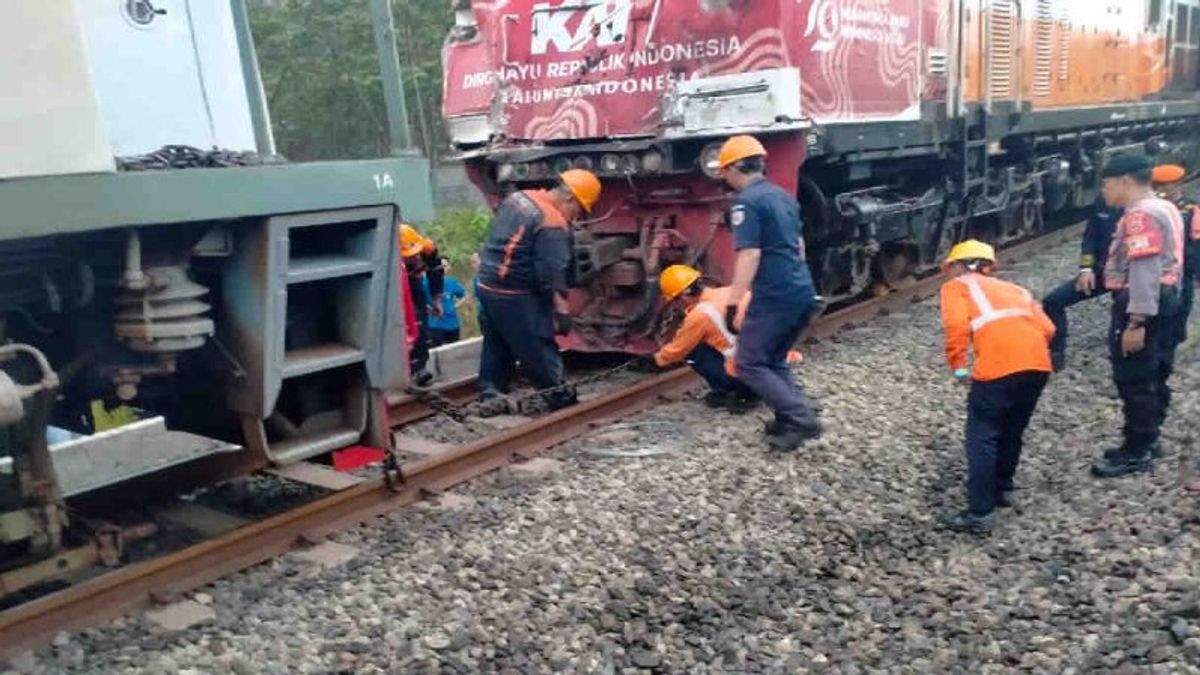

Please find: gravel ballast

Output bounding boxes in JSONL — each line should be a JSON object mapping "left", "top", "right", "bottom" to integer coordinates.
{"left": 12, "top": 237, "right": 1200, "bottom": 674}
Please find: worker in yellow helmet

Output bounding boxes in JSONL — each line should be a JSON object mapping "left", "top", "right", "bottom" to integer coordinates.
{"left": 939, "top": 240, "right": 1055, "bottom": 533}
{"left": 712, "top": 135, "right": 821, "bottom": 452}
{"left": 474, "top": 169, "right": 601, "bottom": 413}
{"left": 399, "top": 223, "right": 444, "bottom": 387}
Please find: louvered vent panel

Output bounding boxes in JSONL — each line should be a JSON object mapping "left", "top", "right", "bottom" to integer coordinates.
{"left": 989, "top": 0, "right": 1016, "bottom": 99}
{"left": 1058, "top": 6, "right": 1071, "bottom": 82}
{"left": 1033, "top": 0, "right": 1053, "bottom": 96}
{"left": 927, "top": 48, "right": 948, "bottom": 76}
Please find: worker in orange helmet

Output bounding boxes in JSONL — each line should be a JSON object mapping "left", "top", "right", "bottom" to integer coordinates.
{"left": 652, "top": 265, "right": 803, "bottom": 413}
{"left": 474, "top": 169, "right": 601, "bottom": 413}
{"left": 714, "top": 134, "right": 821, "bottom": 452}
{"left": 938, "top": 240, "right": 1055, "bottom": 534}
{"left": 399, "top": 223, "right": 444, "bottom": 387}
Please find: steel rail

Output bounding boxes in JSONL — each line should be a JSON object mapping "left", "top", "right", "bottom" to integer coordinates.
{"left": 0, "top": 223, "right": 1083, "bottom": 658}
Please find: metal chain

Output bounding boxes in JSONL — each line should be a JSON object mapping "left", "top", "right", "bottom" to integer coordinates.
{"left": 408, "top": 386, "right": 471, "bottom": 422}
{"left": 411, "top": 357, "right": 643, "bottom": 421}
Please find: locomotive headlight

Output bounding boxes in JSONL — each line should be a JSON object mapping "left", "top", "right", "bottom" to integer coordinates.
{"left": 641, "top": 150, "right": 664, "bottom": 174}
{"left": 497, "top": 163, "right": 516, "bottom": 182}
{"left": 620, "top": 154, "right": 640, "bottom": 175}
{"left": 699, "top": 142, "right": 723, "bottom": 179}
{"left": 512, "top": 163, "right": 530, "bottom": 180}
{"left": 573, "top": 155, "right": 594, "bottom": 171}
{"left": 553, "top": 157, "right": 573, "bottom": 174}
{"left": 599, "top": 153, "right": 621, "bottom": 174}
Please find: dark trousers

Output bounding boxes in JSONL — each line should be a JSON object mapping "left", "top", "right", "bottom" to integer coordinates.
{"left": 1109, "top": 290, "right": 1181, "bottom": 448}
{"left": 687, "top": 344, "right": 754, "bottom": 397}
{"left": 1170, "top": 261, "right": 1195, "bottom": 348}
{"left": 429, "top": 327, "right": 460, "bottom": 347}
{"left": 964, "top": 371, "right": 1049, "bottom": 515}
{"left": 734, "top": 299, "right": 819, "bottom": 429}
{"left": 1042, "top": 278, "right": 1106, "bottom": 360}
{"left": 408, "top": 280, "right": 431, "bottom": 374}
{"left": 477, "top": 287, "right": 563, "bottom": 396}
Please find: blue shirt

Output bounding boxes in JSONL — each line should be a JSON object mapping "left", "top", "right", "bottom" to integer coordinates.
{"left": 730, "top": 177, "right": 815, "bottom": 308}
{"left": 1081, "top": 200, "right": 1121, "bottom": 275}
{"left": 424, "top": 276, "right": 465, "bottom": 331}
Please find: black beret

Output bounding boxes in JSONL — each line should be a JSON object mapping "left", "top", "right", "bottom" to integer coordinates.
{"left": 1101, "top": 153, "right": 1154, "bottom": 178}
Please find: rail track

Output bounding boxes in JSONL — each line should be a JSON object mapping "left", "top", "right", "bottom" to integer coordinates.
{"left": 0, "top": 223, "right": 1083, "bottom": 659}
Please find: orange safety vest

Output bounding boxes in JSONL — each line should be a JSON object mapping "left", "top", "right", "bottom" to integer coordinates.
{"left": 654, "top": 287, "right": 801, "bottom": 376}
{"left": 940, "top": 273, "right": 1055, "bottom": 382}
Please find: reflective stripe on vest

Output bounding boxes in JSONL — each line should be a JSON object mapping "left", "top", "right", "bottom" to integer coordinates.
{"left": 695, "top": 302, "right": 737, "bottom": 357}
{"left": 960, "top": 275, "right": 1033, "bottom": 332}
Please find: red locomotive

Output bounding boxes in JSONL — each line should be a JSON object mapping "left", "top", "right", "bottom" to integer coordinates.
{"left": 442, "top": 0, "right": 1200, "bottom": 353}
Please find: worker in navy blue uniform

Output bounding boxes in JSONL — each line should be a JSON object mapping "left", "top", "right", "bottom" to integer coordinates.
{"left": 475, "top": 169, "right": 601, "bottom": 412}
{"left": 714, "top": 135, "right": 822, "bottom": 452}
{"left": 1151, "top": 164, "right": 1198, "bottom": 351}
{"left": 1041, "top": 199, "right": 1121, "bottom": 371}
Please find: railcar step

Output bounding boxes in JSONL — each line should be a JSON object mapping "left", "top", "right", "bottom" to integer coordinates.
{"left": 281, "top": 343, "right": 365, "bottom": 379}
{"left": 286, "top": 255, "right": 374, "bottom": 284}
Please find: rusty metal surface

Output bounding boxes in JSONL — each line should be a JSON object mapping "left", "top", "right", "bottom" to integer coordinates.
{"left": 0, "top": 223, "right": 1083, "bottom": 658}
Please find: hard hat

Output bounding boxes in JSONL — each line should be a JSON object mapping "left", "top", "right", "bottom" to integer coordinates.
{"left": 658, "top": 264, "right": 701, "bottom": 301}
{"left": 716, "top": 135, "right": 767, "bottom": 170}
{"left": 945, "top": 239, "right": 996, "bottom": 265}
{"left": 399, "top": 224, "right": 427, "bottom": 258}
{"left": 1101, "top": 153, "right": 1154, "bottom": 179}
{"left": 1153, "top": 164, "right": 1186, "bottom": 184}
{"left": 560, "top": 169, "right": 602, "bottom": 213}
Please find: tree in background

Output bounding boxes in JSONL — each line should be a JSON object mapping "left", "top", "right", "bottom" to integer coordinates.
{"left": 248, "top": 0, "right": 452, "bottom": 162}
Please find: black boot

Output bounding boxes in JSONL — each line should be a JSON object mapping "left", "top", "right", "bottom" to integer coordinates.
{"left": 704, "top": 390, "right": 735, "bottom": 409}
{"left": 996, "top": 490, "right": 1016, "bottom": 509}
{"left": 939, "top": 509, "right": 995, "bottom": 534}
{"left": 1091, "top": 446, "right": 1155, "bottom": 478}
{"left": 767, "top": 420, "right": 823, "bottom": 452}
{"left": 1106, "top": 441, "right": 1165, "bottom": 460}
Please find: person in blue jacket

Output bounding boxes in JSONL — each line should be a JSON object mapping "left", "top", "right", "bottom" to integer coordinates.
{"left": 714, "top": 135, "right": 822, "bottom": 452}
{"left": 1041, "top": 198, "right": 1122, "bottom": 371}
{"left": 423, "top": 259, "right": 467, "bottom": 347}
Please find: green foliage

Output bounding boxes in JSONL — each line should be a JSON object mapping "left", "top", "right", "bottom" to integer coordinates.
{"left": 248, "top": 0, "right": 452, "bottom": 161}
{"left": 424, "top": 207, "right": 491, "bottom": 337}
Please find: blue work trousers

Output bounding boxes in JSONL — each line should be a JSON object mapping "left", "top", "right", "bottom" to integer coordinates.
{"left": 964, "top": 370, "right": 1048, "bottom": 515}
{"left": 687, "top": 344, "right": 754, "bottom": 397}
{"left": 477, "top": 287, "right": 562, "bottom": 394}
{"left": 1042, "top": 278, "right": 1107, "bottom": 361}
{"left": 734, "top": 300, "right": 818, "bottom": 429}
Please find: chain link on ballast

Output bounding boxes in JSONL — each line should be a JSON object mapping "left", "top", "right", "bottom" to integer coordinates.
{"left": 410, "top": 357, "right": 647, "bottom": 421}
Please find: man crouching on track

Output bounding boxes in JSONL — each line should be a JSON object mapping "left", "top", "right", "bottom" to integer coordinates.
{"left": 652, "top": 264, "right": 794, "bottom": 414}
{"left": 1090, "top": 154, "right": 1185, "bottom": 478}
{"left": 939, "top": 240, "right": 1055, "bottom": 534}
{"left": 474, "top": 169, "right": 602, "bottom": 414}
{"left": 715, "top": 135, "right": 822, "bottom": 452}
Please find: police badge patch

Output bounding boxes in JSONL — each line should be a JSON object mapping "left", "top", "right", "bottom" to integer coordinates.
{"left": 730, "top": 206, "right": 746, "bottom": 227}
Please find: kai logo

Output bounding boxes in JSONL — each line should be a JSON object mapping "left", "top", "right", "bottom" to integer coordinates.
{"left": 530, "top": 0, "right": 632, "bottom": 55}
{"left": 803, "top": 0, "right": 839, "bottom": 53}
